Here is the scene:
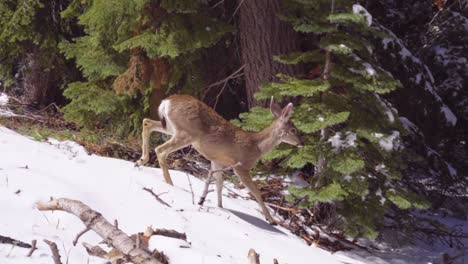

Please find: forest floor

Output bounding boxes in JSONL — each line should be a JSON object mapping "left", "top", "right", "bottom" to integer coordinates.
{"left": 1, "top": 93, "right": 466, "bottom": 264}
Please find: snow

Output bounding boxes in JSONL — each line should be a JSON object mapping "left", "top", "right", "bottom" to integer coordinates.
{"left": 0, "top": 126, "right": 361, "bottom": 264}
{"left": 349, "top": 53, "right": 378, "bottom": 77}
{"left": 328, "top": 132, "right": 357, "bottom": 150}
{"left": 399, "top": 117, "right": 421, "bottom": 136}
{"left": 0, "top": 127, "right": 465, "bottom": 263}
{"left": 379, "top": 25, "right": 458, "bottom": 126}
{"left": 0, "top": 93, "right": 8, "bottom": 105}
{"left": 343, "top": 175, "right": 352, "bottom": 182}
{"left": 445, "top": 162, "right": 457, "bottom": 178}
{"left": 441, "top": 106, "right": 457, "bottom": 126}
{"left": 363, "top": 62, "right": 376, "bottom": 76}
{"left": 378, "top": 131, "right": 400, "bottom": 151}
{"left": 352, "top": 4, "right": 372, "bottom": 26}
{"left": 0, "top": 93, "right": 16, "bottom": 117}
{"left": 375, "top": 95, "right": 395, "bottom": 123}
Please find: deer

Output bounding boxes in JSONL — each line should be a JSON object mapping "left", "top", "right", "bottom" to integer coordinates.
{"left": 136, "top": 95, "right": 303, "bottom": 225}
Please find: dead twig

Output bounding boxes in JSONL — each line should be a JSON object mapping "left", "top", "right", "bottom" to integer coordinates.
{"left": 265, "top": 202, "right": 298, "bottom": 212}
{"left": 26, "top": 240, "right": 37, "bottom": 257}
{"left": 153, "top": 228, "right": 187, "bottom": 241}
{"left": 73, "top": 227, "right": 91, "bottom": 246}
{"left": 198, "top": 162, "right": 242, "bottom": 206}
{"left": 82, "top": 242, "right": 108, "bottom": 258}
{"left": 0, "top": 235, "right": 32, "bottom": 248}
{"left": 202, "top": 65, "right": 245, "bottom": 109}
{"left": 210, "top": 0, "right": 224, "bottom": 9}
{"left": 186, "top": 173, "right": 195, "bottom": 204}
{"left": 247, "top": 248, "right": 260, "bottom": 264}
{"left": 34, "top": 103, "right": 59, "bottom": 115}
{"left": 143, "top": 187, "right": 171, "bottom": 207}
{"left": 229, "top": 0, "right": 245, "bottom": 22}
{"left": 44, "top": 239, "right": 63, "bottom": 264}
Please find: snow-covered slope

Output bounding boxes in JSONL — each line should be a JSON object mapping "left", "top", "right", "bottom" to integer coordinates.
{"left": 0, "top": 126, "right": 360, "bottom": 264}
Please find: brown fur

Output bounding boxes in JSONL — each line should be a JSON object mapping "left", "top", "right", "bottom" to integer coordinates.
{"left": 137, "top": 95, "right": 303, "bottom": 224}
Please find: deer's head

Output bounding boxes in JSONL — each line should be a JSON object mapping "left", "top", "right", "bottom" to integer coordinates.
{"left": 270, "top": 98, "right": 304, "bottom": 148}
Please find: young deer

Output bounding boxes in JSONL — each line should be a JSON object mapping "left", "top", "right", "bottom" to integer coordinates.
{"left": 137, "top": 95, "right": 303, "bottom": 224}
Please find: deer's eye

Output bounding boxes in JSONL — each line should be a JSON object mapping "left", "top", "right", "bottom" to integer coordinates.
{"left": 289, "top": 128, "right": 297, "bottom": 134}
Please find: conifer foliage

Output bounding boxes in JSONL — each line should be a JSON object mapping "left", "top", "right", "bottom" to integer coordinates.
{"left": 0, "top": 0, "right": 77, "bottom": 107}
{"left": 59, "top": 0, "right": 232, "bottom": 134}
{"left": 235, "top": 0, "right": 428, "bottom": 239}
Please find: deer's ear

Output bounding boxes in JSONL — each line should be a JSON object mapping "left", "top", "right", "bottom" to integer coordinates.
{"left": 281, "top": 103, "right": 293, "bottom": 121}
{"left": 270, "top": 97, "right": 282, "bottom": 118}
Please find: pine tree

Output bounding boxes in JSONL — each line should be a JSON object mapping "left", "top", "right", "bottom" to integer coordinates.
{"left": 0, "top": 0, "right": 78, "bottom": 107}
{"left": 235, "top": 0, "right": 429, "bottom": 239}
{"left": 59, "top": 0, "right": 233, "bottom": 135}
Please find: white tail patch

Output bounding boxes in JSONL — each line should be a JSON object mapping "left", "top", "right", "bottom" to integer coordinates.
{"left": 158, "top": 99, "right": 173, "bottom": 133}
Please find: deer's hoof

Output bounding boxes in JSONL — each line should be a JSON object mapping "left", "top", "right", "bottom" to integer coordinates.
{"left": 267, "top": 219, "right": 277, "bottom": 226}
{"left": 136, "top": 158, "right": 148, "bottom": 167}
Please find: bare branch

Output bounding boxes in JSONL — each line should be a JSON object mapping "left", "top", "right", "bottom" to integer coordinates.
{"left": 230, "top": 0, "right": 245, "bottom": 22}
{"left": 142, "top": 187, "right": 171, "bottom": 207}
{"left": 247, "top": 248, "right": 260, "bottom": 264}
{"left": 26, "top": 240, "right": 37, "bottom": 257}
{"left": 153, "top": 228, "right": 187, "bottom": 241}
{"left": 0, "top": 235, "right": 31, "bottom": 248}
{"left": 44, "top": 239, "right": 62, "bottom": 264}
{"left": 73, "top": 227, "right": 90, "bottom": 246}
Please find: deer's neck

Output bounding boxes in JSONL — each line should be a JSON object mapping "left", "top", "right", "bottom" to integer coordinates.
{"left": 255, "top": 123, "right": 280, "bottom": 156}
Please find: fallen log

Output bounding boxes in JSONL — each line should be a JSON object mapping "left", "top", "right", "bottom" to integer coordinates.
{"left": 36, "top": 198, "right": 165, "bottom": 264}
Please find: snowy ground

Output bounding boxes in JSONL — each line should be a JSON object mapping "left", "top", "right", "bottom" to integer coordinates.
{"left": 0, "top": 126, "right": 361, "bottom": 264}
{"left": 0, "top": 92, "right": 466, "bottom": 264}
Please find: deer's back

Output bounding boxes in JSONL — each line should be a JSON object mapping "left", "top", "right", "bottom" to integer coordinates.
{"left": 161, "top": 95, "right": 260, "bottom": 167}
{"left": 161, "top": 95, "right": 235, "bottom": 135}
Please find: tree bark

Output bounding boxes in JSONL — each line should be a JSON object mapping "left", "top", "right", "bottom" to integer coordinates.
{"left": 238, "top": 0, "right": 301, "bottom": 108}
{"left": 22, "top": 48, "right": 51, "bottom": 109}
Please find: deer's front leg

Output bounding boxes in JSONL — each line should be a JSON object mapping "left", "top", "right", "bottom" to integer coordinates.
{"left": 234, "top": 168, "right": 276, "bottom": 225}
{"left": 211, "top": 161, "right": 225, "bottom": 208}
{"left": 155, "top": 134, "right": 191, "bottom": 185}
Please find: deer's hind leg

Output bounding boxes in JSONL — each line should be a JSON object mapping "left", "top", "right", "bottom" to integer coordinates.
{"left": 234, "top": 168, "right": 276, "bottom": 225}
{"left": 155, "top": 133, "right": 191, "bottom": 185}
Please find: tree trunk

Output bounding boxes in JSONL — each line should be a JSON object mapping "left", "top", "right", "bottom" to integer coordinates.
{"left": 238, "top": 0, "right": 301, "bottom": 108}
{"left": 22, "top": 48, "right": 51, "bottom": 109}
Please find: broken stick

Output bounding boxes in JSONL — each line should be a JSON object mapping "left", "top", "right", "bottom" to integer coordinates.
{"left": 153, "top": 228, "right": 187, "bottom": 241}
{"left": 26, "top": 240, "right": 37, "bottom": 257}
{"left": 37, "top": 198, "right": 164, "bottom": 264}
{"left": 0, "top": 235, "right": 31, "bottom": 248}
{"left": 143, "top": 187, "right": 171, "bottom": 207}
{"left": 247, "top": 248, "right": 260, "bottom": 264}
{"left": 82, "top": 242, "right": 107, "bottom": 258}
{"left": 73, "top": 227, "right": 90, "bottom": 246}
{"left": 198, "top": 162, "right": 242, "bottom": 205}
{"left": 44, "top": 239, "right": 62, "bottom": 264}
